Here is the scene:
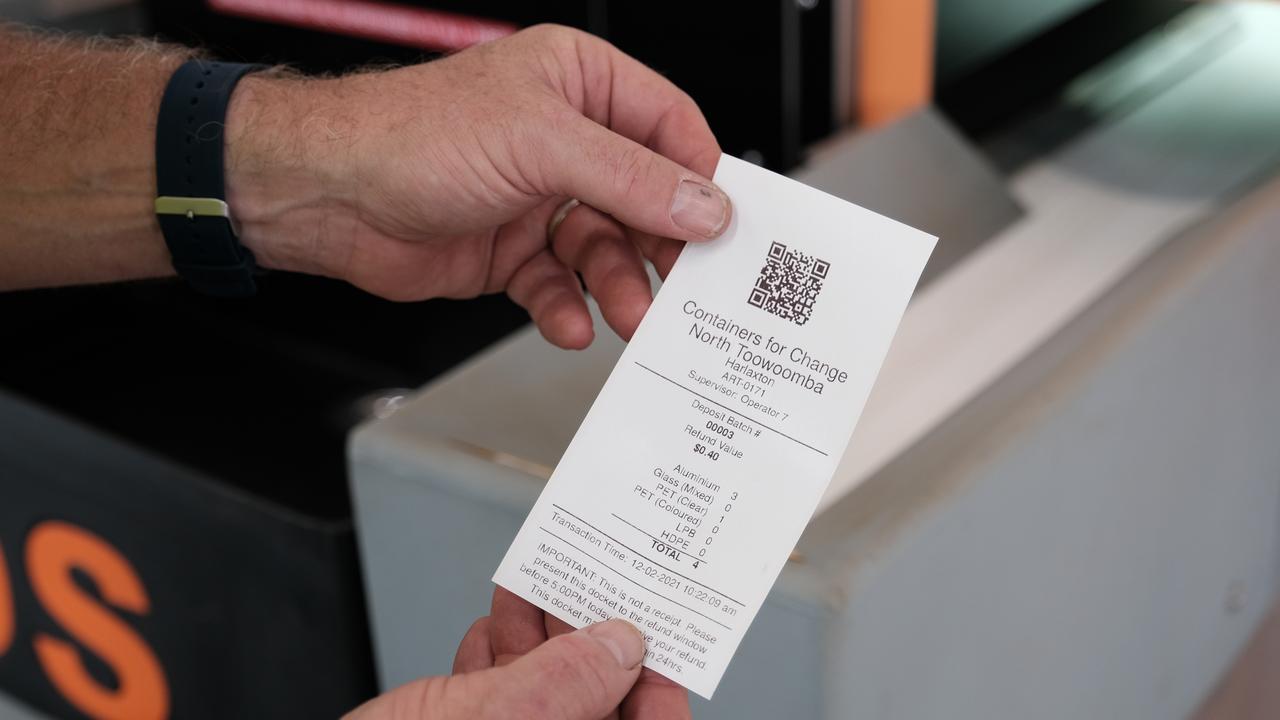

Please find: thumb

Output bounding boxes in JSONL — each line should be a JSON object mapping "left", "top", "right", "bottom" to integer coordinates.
{"left": 546, "top": 114, "right": 732, "bottom": 243}
{"left": 475, "top": 619, "right": 646, "bottom": 720}
{"left": 343, "top": 620, "right": 647, "bottom": 720}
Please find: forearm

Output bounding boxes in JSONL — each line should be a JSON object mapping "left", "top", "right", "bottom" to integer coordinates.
{"left": 0, "top": 25, "right": 189, "bottom": 290}
{"left": 0, "top": 21, "right": 728, "bottom": 349}
{"left": 221, "top": 71, "right": 363, "bottom": 281}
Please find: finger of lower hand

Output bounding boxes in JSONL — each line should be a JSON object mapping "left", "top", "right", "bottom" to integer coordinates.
{"left": 346, "top": 622, "right": 645, "bottom": 720}
{"left": 488, "top": 587, "right": 549, "bottom": 667}
{"left": 488, "top": 620, "right": 645, "bottom": 720}
{"left": 545, "top": 618, "right": 619, "bottom": 720}
{"left": 544, "top": 613, "right": 575, "bottom": 639}
{"left": 452, "top": 616, "right": 495, "bottom": 674}
{"left": 621, "top": 669, "right": 691, "bottom": 720}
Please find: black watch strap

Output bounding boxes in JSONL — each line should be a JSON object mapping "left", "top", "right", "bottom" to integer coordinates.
{"left": 155, "top": 59, "right": 265, "bottom": 297}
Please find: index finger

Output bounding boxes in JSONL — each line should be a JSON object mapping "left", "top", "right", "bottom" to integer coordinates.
{"left": 573, "top": 33, "right": 721, "bottom": 178}
{"left": 489, "top": 586, "right": 548, "bottom": 666}
{"left": 621, "top": 668, "right": 691, "bottom": 720}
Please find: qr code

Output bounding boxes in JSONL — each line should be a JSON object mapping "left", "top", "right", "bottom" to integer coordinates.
{"left": 747, "top": 241, "right": 831, "bottom": 326}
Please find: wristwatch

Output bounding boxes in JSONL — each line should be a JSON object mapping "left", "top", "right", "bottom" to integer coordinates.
{"left": 154, "top": 59, "right": 265, "bottom": 297}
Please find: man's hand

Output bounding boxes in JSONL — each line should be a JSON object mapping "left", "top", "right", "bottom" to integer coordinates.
{"left": 344, "top": 590, "right": 691, "bottom": 720}
{"left": 225, "top": 25, "right": 730, "bottom": 347}
{"left": 469, "top": 587, "right": 691, "bottom": 720}
{"left": 0, "top": 24, "right": 729, "bottom": 346}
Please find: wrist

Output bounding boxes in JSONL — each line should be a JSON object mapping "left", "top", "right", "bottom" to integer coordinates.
{"left": 223, "top": 72, "right": 360, "bottom": 279}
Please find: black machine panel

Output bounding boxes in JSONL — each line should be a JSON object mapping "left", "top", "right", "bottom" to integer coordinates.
{"left": 145, "top": 0, "right": 837, "bottom": 172}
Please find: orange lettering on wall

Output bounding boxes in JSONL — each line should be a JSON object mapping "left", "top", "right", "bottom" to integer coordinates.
{"left": 26, "top": 521, "right": 169, "bottom": 720}
{"left": 0, "top": 542, "right": 13, "bottom": 657}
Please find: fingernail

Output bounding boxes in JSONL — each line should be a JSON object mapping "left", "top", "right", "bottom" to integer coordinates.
{"left": 671, "top": 179, "right": 730, "bottom": 238}
{"left": 584, "top": 620, "right": 645, "bottom": 669}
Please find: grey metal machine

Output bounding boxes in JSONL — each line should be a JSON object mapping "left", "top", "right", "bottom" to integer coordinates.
{"left": 350, "top": 4, "right": 1280, "bottom": 718}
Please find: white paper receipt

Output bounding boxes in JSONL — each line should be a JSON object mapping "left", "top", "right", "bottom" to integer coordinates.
{"left": 493, "top": 154, "right": 936, "bottom": 698}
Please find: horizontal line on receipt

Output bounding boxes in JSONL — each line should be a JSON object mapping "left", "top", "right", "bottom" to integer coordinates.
{"left": 538, "top": 526, "right": 733, "bottom": 631}
{"left": 633, "top": 361, "right": 827, "bottom": 456}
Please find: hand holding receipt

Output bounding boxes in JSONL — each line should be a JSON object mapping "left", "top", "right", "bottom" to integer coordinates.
{"left": 494, "top": 153, "right": 937, "bottom": 698}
